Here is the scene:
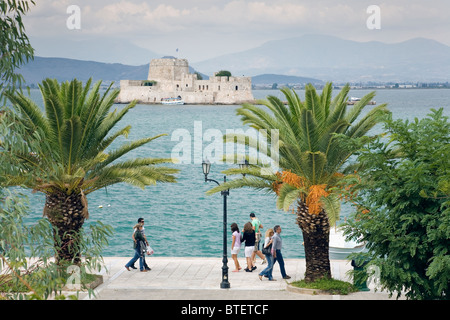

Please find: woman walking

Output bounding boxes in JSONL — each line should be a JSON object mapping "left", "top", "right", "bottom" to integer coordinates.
{"left": 125, "top": 224, "right": 148, "bottom": 272}
{"left": 259, "top": 228, "right": 276, "bottom": 281}
{"left": 242, "top": 222, "right": 256, "bottom": 272}
{"left": 230, "top": 223, "right": 242, "bottom": 272}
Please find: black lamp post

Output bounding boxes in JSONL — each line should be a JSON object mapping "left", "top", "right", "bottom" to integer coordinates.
{"left": 202, "top": 159, "right": 230, "bottom": 289}
{"left": 239, "top": 159, "right": 249, "bottom": 176}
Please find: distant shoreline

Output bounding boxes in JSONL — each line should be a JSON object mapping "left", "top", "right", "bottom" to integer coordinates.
{"left": 22, "top": 83, "right": 450, "bottom": 91}
{"left": 253, "top": 85, "right": 450, "bottom": 90}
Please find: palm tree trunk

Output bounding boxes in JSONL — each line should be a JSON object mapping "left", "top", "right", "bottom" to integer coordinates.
{"left": 43, "top": 189, "right": 89, "bottom": 265}
{"left": 296, "top": 200, "right": 331, "bottom": 282}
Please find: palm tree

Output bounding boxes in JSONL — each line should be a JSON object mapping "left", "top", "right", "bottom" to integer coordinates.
{"left": 207, "top": 83, "right": 389, "bottom": 282}
{"left": 2, "top": 78, "right": 178, "bottom": 264}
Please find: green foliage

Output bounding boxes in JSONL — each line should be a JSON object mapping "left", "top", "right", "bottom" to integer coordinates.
{"left": 215, "top": 70, "right": 232, "bottom": 78}
{"left": 1, "top": 78, "right": 179, "bottom": 195}
{"left": 0, "top": 0, "right": 35, "bottom": 104}
{"left": 0, "top": 2, "right": 113, "bottom": 300}
{"left": 290, "top": 277, "right": 358, "bottom": 295}
{"left": 207, "top": 83, "right": 388, "bottom": 281}
{"left": 207, "top": 83, "right": 389, "bottom": 214}
{"left": 0, "top": 189, "right": 112, "bottom": 300}
{"left": 195, "top": 72, "right": 203, "bottom": 80}
{"left": 344, "top": 109, "right": 450, "bottom": 300}
{"left": 142, "top": 80, "right": 157, "bottom": 86}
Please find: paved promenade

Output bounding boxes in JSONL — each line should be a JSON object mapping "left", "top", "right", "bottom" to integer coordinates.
{"left": 79, "top": 256, "right": 401, "bottom": 300}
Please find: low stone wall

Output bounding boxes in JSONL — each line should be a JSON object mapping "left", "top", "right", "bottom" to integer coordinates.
{"left": 117, "top": 83, "right": 255, "bottom": 105}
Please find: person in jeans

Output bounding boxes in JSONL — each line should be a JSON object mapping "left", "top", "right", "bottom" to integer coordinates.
{"left": 272, "top": 225, "right": 291, "bottom": 279}
{"left": 130, "top": 218, "right": 151, "bottom": 270}
{"left": 258, "top": 228, "right": 276, "bottom": 281}
{"left": 250, "top": 212, "right": 266, "bottom": 264}
{"left": 125, "top": 224, "right": 148, "bottom": 272}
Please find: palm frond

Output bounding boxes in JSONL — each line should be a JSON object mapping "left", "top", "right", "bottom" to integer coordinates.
{"left": 5, "top": 92, "right": 50, "bottom": 135}
{"left": 320, "top": 82, "right": 333, "bottom": 120}
{"left": 346, "top": 103, "right": 389, "bottom": 139}
{"left": 4, "top": 78, "right": 178, "bottom": 195}
{"left": 39, "top": 79, "right": 64, "bottom": 145}
{"left": 276, "top": 183, "right": 303, "bottom": 211}
{"left": 221, "top": 166, "right": 277, "bottom": 180}
{"left": 299, "top": 109, "right": 319, "bottom": 152}
{"left": 206, "top": 176, "right": 275, "bottom": 196}
{"left": 90, "top": 133, "right": 167, "bottom": 173}
{"left": 88, "top": 125, "right": 132, "bottom": 159}
{"left": 280, "top": 86, "right": 303, "bottom": 122}
{"left": 85, "top": 165, "right": 179, "bottom": 193}
{"left": 218, "top": 84, "right": 389, "bottom": 221}
{"left": 61, "top": 116, "right": 82, "bottom": 173}
{"left": 345, "top": 91, "right": 376, "bottom": 124}
{"left": 320, "top": 193, "right": 341, "bottom": 226}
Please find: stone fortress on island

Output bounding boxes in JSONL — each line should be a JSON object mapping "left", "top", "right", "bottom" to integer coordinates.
{"left": 117, "top": 57, "right": 254, "bottom": 105}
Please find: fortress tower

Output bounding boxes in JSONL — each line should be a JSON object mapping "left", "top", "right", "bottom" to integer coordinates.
{"left": 148, "top": 58, "right": 189, "bottom": 82}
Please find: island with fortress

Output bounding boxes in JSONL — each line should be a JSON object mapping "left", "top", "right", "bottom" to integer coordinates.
{"left": 117, "top": 57, "right": 255, "bottom": 105}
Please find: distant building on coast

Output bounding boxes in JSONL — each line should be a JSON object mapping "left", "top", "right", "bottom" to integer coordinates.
{"left": 117, "top": 57, "right": 254, "bottom": 104}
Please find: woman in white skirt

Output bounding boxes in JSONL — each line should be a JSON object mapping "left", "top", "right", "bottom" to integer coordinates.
{"left": 230, "top": 223, "right": 242, "bottom": 272}
{"left": 242, "top": 222, "right": 256, "bottom": 272}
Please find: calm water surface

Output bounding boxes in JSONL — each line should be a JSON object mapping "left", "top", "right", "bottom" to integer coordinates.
{"left": 21, "top": 88, "right": 450, "bottom": 258}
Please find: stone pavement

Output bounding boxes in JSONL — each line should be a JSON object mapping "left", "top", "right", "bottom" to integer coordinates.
{"left": 78, "top": 256, "right": 401, "bottom": 300}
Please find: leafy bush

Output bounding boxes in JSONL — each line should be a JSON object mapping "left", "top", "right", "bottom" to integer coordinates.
{"left": 142, "top": 80, "right": 157, "bottom": 86}
{"left": 345, "top": 108, "right": 450, "bottom": 300}
{"left": 215, "top": 70, "right": 232, "bottom": 78}
{"left": 0, "top": 188, "right": 113, "bottom": 300}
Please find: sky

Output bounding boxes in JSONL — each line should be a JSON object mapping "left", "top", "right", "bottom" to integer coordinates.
{"left": 22, "top": 0, "right": 450, "bottom": 65}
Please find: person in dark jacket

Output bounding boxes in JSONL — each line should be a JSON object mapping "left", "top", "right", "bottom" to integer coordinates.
{"left": 242, "top": 222, "right": 256, "bottom": 272}
{"left": 125, "top": 224, "right": 148, "bottom": 272}
{"left": 130, "top": 218, "right": 151, "bottom": 270}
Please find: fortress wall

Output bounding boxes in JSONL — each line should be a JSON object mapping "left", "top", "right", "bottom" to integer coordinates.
{"left": 117, "top": 86, "right": 187, "bottom": 104}
{"left": 119, "top": 58, "right": 254, "bottom": 104}
{"left": 117, "top": 84, "right": 254, "bottom": 104}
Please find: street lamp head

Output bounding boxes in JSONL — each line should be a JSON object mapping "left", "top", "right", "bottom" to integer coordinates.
{"left": 202, "top": 159, "right": 211, "bottom": 178}
{"left": 239, "top": 159, "right": 249, "bottom": 176}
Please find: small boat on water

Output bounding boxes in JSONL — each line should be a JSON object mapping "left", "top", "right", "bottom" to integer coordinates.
{"left": 161, "top": 96, "right": 184, "bottom": 105}
{"left": 329, "top": 226, "right": 366, "bottom": 260}
{"left": 347, "top": 97, "right": 376, "bottom": 105}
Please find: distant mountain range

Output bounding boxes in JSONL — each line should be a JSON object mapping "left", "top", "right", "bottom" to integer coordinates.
{"left": 19, "top": 57, "right": 149, "bottom": 85}
{"left": 30, "top": 36, "right": 162, "bottom": 66}
{"left": 192, "top": 34, "right": 450, "bottom": 83}
{"left": 18, "top": 56, "right": 322, "bottom": 87}
{"left": 18, "top": 34, "right": 450, "bottom": 85}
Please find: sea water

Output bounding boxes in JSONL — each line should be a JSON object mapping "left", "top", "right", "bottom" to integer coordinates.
{"left": 19, "top": 88, "right": 450, "bottom": 258}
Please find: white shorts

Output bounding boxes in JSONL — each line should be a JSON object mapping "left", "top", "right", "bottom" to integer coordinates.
{"left": 231, "top": 247, "right": 240, "bottom": 255}
{"left": 244, "top": 246, "right": 254, "bottom": 258}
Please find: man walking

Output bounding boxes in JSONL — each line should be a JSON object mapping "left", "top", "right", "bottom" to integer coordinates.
{"left": 272, "top": 225, "right": 291, "bottom": 279}
{"left": 250, "top": 212, "right": 266, "bottom": 264}
{"left": 130, "top": 217, "right": 151, "bottom": 271}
